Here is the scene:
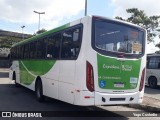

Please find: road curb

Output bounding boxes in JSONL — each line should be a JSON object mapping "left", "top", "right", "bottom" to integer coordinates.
{"left": 0, "top": 68, "right": 9, "bottom": 72}
{"left": 128, "top": 104, "right": 160, "bottom": 111}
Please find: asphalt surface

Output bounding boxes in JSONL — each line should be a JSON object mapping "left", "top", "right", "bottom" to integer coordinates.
{"left": 144, "top": 86, "right": 160, "bottom": 100}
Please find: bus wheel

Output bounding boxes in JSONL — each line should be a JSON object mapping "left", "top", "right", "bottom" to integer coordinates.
{"left": 35, "top": 80, "right": 45, "bottom": 102}
{"left": 148, "top": 77, "right": 157, "bottom": 88}
{"left": 12, "top": 72, "right": 19, "bottom": 87}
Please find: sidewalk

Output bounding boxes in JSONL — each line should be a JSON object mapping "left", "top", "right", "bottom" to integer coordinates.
{"left": 129, "top": 95, "right": 160, "bottom": 111}
{"left": 0, "top": 68, "right": 9, "bottom": 72}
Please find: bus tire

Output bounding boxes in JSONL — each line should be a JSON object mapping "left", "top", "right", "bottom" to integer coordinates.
{"left": 12, "top": 72, "right": 20, "bottom": 87}
{"left": 148, "top": 76, "right": 157, "bottom": 88}
{"left": 35, "top": 79, "right": 45, "bottom": 102}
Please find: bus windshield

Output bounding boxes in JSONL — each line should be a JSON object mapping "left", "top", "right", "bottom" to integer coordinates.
{"left": 93, "top": 19, "right": 144, "bottom": 56}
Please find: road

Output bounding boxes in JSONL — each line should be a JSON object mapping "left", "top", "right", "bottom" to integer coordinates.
{"left": 0, "top": 71, "right": 159, "bottom": 120}
{"left": 144, "top": 86, "right": 160, "bottom": 100}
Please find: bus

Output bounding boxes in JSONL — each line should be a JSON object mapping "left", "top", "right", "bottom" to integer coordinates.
{"left": 9, "top": 15, "right": 147, "bottom": 106}
{"left": 146, "top": 54, "right": 160, "bottom": 88}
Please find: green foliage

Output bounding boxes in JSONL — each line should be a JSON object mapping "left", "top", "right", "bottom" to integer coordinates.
{"left": 0, "top": 36, "right": 21, "bottom": 48}
{"left": 36, "top": 28, "right": 47, "bottom": 34}
{"left": 115, "top": 8, "right": 160, "bottom": 44}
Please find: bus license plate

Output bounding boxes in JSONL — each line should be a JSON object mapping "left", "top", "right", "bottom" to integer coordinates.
{"left": 114, "top": 83, "right": 124, "bottom": 88}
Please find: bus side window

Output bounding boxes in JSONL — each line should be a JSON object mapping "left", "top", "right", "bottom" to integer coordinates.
{"left": 146, "top": 57, "right": 149, "bottom": 69}
{"left": 20, "top": 46, "right": 24, "bottom": 59}
{"left": 37, "top": 39, "right": 46, "bottom": 59}
{"left": 11, "top": 47, "right": 17, "bottom": 59}
{"left": 46, "top": 34, "right": 61, "bottom": 59}
{"left": 24, "top": 44, "right": 29, "bottom": 59}
{"left": 61, "top": 27, "right": 81, "bottom": 59}
{"left": 30, "top": 41, "right": 37, "bottom": 59}
{"left": 158, "top": 63, "right": 160, "bottom": 69}
{"left": 157, "top": 57, "right": 160, "bottom": 69}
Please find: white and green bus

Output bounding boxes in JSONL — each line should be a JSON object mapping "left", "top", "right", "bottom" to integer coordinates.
{"left": 9, "top": 15, "right": 146, "bottom": 106}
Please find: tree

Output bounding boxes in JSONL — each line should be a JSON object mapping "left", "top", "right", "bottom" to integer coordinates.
{"left": 115, "top": 8, "right": 160, "bottom": 44}
{"left": 36, "top": 28, "right": 47, "bottom": 34}
{"left": 0, "top": 36, "right": 21, "bottom": 48}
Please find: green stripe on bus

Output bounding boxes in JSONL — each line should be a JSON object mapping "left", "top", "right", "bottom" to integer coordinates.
{"left": 97, "top": 53, "right": 141, "bottom": 90}
{"left": 19, "top": 61, "right": 35, "bottom": 85}
{"left": 19, "top": 60, "right": 56, "bottom": 85}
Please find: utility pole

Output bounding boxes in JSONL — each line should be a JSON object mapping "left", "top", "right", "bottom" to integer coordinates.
{"left": 33, "top": 10, "right": 45, "bottom": 31}
{"left": 85, "top": 0, "right": 87, "bottom": 16}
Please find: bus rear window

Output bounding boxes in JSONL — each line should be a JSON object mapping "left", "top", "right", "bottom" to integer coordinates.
{"left": 93, "top": 19, "right": 145, "bottom": 57}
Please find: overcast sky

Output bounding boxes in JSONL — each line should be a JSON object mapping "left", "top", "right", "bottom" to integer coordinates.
{"left": 0, "top": 0, "right": 159, "bottom": 53}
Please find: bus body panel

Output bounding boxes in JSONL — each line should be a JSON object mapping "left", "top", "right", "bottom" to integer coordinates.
{"left": 58, "top": 81, "right": 74, "bottom": 104}
{"left": 74, "top": 91, "right": 95, "bottom": 106}
{"left": 15, "top": 61, "right": 20, "bottom": 83}
{"left": 58, "top": 61, "right": 76, "bottom": 104}
{"left": 73, "top": 16, "right": 97, "bottom": 106}
{"left": 43, "top": 62, "right": 60, "bottom": 99}
{"left": 44, "top": 78, "right": 59, "bottom": 99}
